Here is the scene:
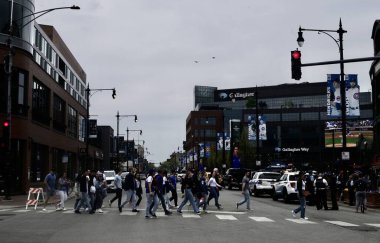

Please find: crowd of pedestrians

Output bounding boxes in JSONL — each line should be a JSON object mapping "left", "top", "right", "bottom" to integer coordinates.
{"left": 41, "top": 166, "right": 377, "bottom": 220}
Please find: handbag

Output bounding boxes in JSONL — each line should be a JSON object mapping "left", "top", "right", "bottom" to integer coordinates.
{"left": 303, "top": 190, "right": 311, "bottom": 197}
{"left": 90, "top": 185, "right": 96, "bottom": 193}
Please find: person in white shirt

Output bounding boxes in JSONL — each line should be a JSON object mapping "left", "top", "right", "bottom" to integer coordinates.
{"left": 207, "top": 171, "right": 223, "bottom": 210}
{"left": 109, "top": 170, "right": 122, "bottom": 208}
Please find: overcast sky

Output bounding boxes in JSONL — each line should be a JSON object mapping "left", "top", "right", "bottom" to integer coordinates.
{"left": 35, "top": 0, "right": 379, "bottom": 163}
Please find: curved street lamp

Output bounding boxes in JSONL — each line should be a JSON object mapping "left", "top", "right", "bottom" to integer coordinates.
{"left": 296, "top": 19, "right": 348, "bottom": 149}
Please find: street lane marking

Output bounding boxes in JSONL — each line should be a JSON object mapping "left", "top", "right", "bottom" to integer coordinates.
{"left": 155, "top": 212, "right": 169, "bottom": 217}
{"left": 206, "top": 210, "right": 246, "bottom": 215}
{"left": 216, "top": 215, "right": 237, "bottom": 220}
{"left": 325, "top": 221, "right": 359, "bottom": 227}
{"left": 37, "top": 210, "right": 55, "bottom": 213}
{"left": 0, "top": 209, "right": 12, "bottom": 212}
{"left": 182, "top": 214, "right": 201, "bottom": 218}
{"left": 286, "top": 219, "right": 317, "bottom": 224}
{"left": 120, "top": 212, "right": 138, "bottom": 216}
{"left": 62, "top": 210, "right": 74, "bottom": 214}
{"left": 13, "top": 209, "right": 31, "bottom": 213}
{"left": 249, "top": 217, "right": 274, "bottom": 222}
{"left": 364, "top": 223, "right": 380, "bottom": 228}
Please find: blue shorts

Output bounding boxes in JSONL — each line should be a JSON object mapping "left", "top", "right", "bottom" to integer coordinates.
{"left": 46, "top": 188, "right": 56, "bottom": 197}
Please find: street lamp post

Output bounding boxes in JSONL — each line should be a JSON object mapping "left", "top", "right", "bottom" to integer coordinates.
{"left": 203, "top": 118, "right": 208, "bottom": 169}
{"left": 297, "top": 19, "right": 347, "bottom": 149}
{"left": 85, "top": 85, "right": 116, "bottom": 169}
{"left": 2, "top": 1, "right": 80, "bottom": 200}
{"left": 126, "top": 128, "right": 142, "bottom": 170}
{"left": 191, "top": 134, "right": 195, "bottom": 168}
{"left": 116, "top": 111, "right": 137, "bottom": 169}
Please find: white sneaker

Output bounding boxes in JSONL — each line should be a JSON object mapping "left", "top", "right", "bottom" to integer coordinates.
{"left": 291, "top": 210, "right": 296, "bottom": 218}
{"left": 42, "top": 208, "right": 47, "bottom": 211}
{"left": 300, "top": 217, "right": 308, "bottom": 220}
{"left": 97, "top": 209, "right": 103, "bottom": 213}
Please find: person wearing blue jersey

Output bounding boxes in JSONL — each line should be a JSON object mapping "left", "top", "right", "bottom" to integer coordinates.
{"left": 43, "top": 169, "right": 57, "bottom": 211}
{"left": 169, "top": 170, "right": 178, "bottom": 207}
{"left": 151, "top": 169, "right": 172, "bottom": 216}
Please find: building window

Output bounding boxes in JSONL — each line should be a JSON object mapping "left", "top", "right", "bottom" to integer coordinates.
{"left": 58, "top": 57, "right": 66, "bottom": 76}
{"left": 78, "top": 115, "right": 85, "bottom": 142}
{"left": 67, "top": 106, "right": 77, "bottom": 138}
{"left": 10, "top": 70, "right": 28, "bottom": 116}
{"left": 53, "top": 94, "right": 66, "bottom": 132}
{"left": 32, "top": 79, "right": 50, "bottom": 125}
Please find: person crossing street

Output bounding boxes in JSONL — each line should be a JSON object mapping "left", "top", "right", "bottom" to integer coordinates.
{"left": 236, "top": 171, "right": 251, "bottom": 211}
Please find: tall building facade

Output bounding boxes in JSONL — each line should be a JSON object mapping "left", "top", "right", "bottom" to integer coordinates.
{"left": 186, "top": 83, "right": 373, "bottom": 171}
{"left": 0, "top": 0, "right": 97, "bottom": 193}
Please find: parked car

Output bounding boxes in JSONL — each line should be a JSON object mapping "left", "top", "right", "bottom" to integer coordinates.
{"left": 272, "top": 171, "right": 299, "bottom": 203}
{"left": 223, "top": 168, "right": 252, "bottom": 190}
{"left": 249, "top": 171, "right": 281, "bottom": 197}
{"left": 103, "top": 170, "right": 116, "bottom": 192}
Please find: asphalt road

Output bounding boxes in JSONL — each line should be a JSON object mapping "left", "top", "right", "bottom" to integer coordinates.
{"left": 0, "top": 189, "right": 379, "bottom": 243}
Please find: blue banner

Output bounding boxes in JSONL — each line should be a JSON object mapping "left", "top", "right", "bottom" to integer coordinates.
{"left": 205, "top": 143, "right": 211, "bottom": 158}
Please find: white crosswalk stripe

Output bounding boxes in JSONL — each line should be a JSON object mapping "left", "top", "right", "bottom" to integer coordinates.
{"left": 154, "top": 212, "right": 168, "bottom": 217}
{"left": 13, "top": 209, "right": 31, "bottom": 213}
{"left": 0, "top": 209, "right": 12, "bottom": 212}
{"left": 182, "top": 214, "right": 201, "bottom": 218}
{"left": 325, "top": 221, "right": 359, "bottom": 227}
{"left": 249, "top": 217, "right": 274, "bottom": 222}
{"left": 215, "top": 214, "right": 237, "bottom": 220}
{"left": 364, "top": 223, "right": 380, "bottom": 228}
{"left": 286, "top": 218, "right": 317, "bottom": 224}
{"left": 206, "top": 210, "right": 246, "bottom": 215}
{"left": 62, "top": 210, "right": 74, "bottom": 214}
{"left": 5, "top": 208, "right": 379, "bottom": 229}
{"left": 120, "top": 211, "right": 138, "bottom": 216}
{"left": 37, "top": 209, "right": 55, "bottom": 213}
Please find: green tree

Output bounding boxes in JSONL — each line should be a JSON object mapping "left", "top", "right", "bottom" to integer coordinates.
{"left": 239, "top": 127, "right": 256, "bottom": 169}
{"left": 246, "top": 97, "right": 256, "bottom": 109}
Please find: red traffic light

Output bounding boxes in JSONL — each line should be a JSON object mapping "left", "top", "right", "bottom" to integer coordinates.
{"left": 3, "top": 121, "right": 9, "bottom": 127}
{"left": 292, "top": 51, "right": 301, "bottom": 59}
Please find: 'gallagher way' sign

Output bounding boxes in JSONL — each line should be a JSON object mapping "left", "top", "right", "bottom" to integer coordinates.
{"left": 281, "top": 147, "right": 310, "bottom": 152}
{"left": 215, "top": 87, "right": 256, "bottom": 102}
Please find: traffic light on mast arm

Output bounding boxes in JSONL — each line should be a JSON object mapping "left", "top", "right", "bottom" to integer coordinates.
{"left": 291, "top": 50, "right": 302, "bottom": 80}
